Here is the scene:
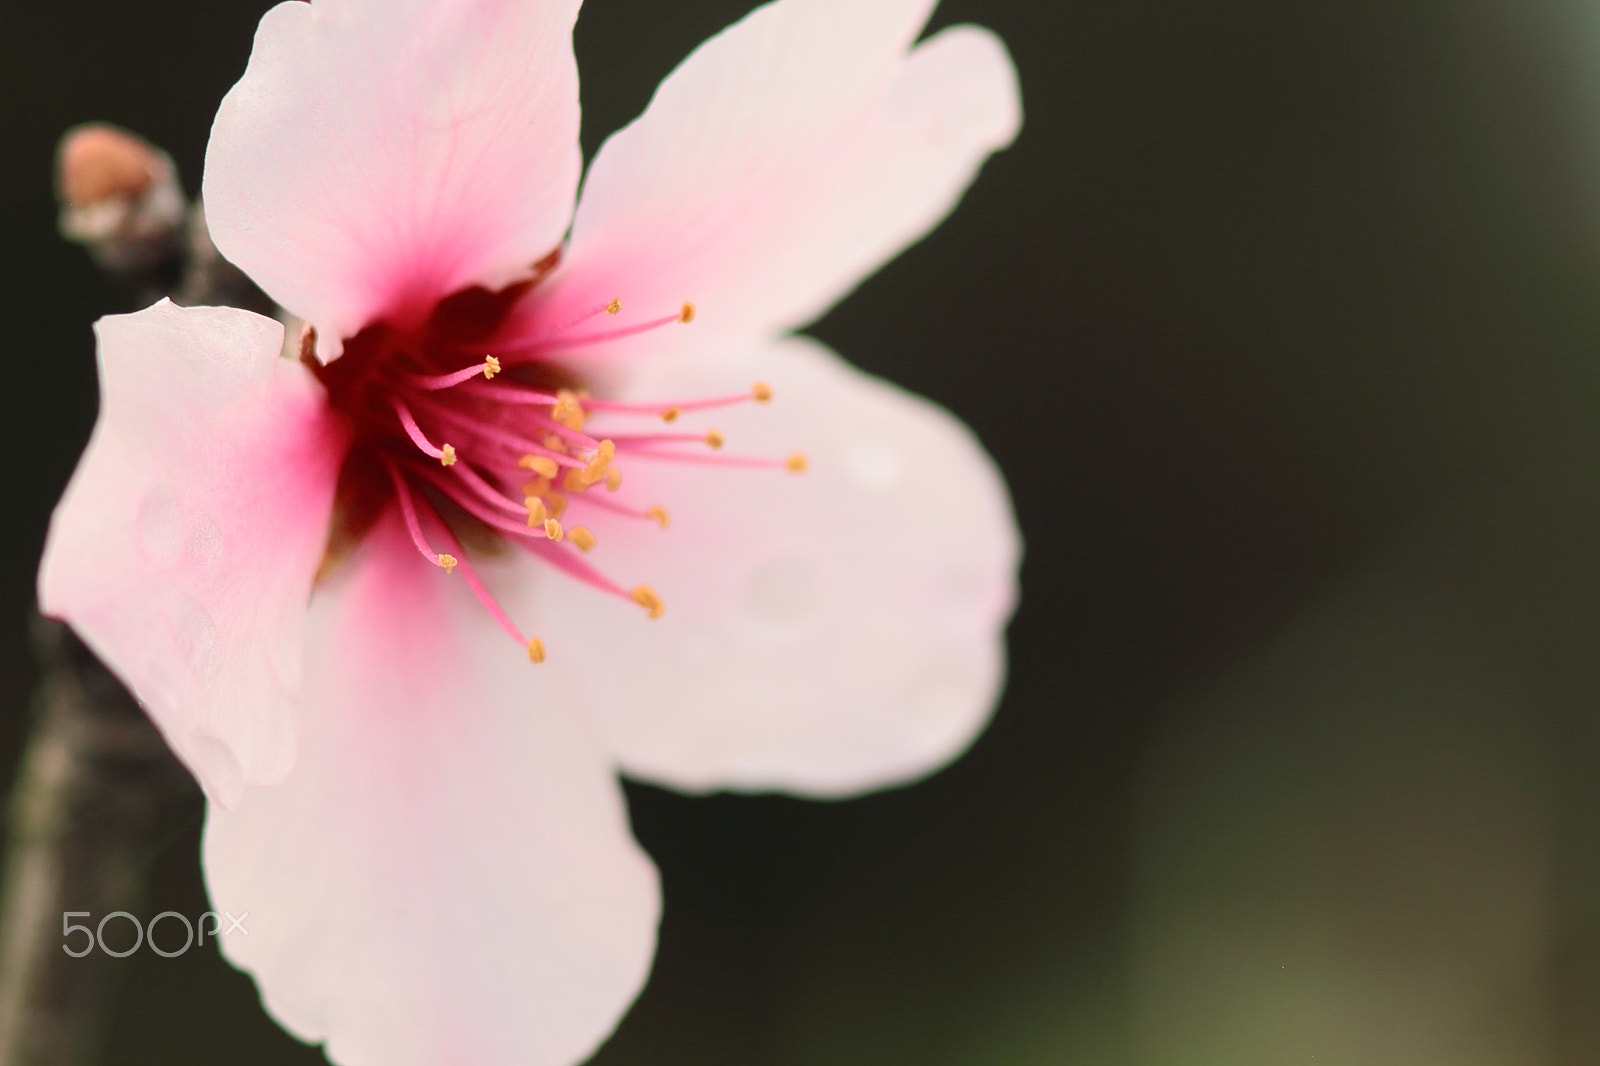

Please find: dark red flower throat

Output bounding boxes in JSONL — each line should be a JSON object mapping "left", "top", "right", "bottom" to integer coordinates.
{"left": 311, "top": 266, "right": 803, "bottom": 663}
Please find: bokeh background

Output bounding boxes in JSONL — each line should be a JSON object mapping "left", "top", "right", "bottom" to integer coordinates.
{"left": 5, "top": 0, "right": 1600, "bottom": 1062}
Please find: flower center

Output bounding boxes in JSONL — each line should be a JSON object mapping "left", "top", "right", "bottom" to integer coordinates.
{"left": 311, "top": 273, "right": 804, "bottom": 663}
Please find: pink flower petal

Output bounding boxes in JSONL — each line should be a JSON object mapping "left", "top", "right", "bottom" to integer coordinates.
{"left": 37, "top": 300, "right": 347, "bottom": 807}
{"left": 203, "top": 509, "right": 659, "bottom": 1066}
{"left": 549, "top": 336, "right": 1020, "bottom": 795}
{"left": 204, "top": 0, "right": 583, "bottom": 356}
{"left": 543, "top": 0, "right": 1020, "bottom": 362}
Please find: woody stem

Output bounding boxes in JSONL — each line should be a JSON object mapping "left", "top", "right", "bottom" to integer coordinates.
{"left": 0, "top": 142, "right": 265, "bottom": 1066}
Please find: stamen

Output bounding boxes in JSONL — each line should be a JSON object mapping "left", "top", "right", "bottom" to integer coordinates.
{"left": 571, "top": 494, "right": 663, "bottom": 524}
{"left": 523, "top": 537, "right": 631, "bottom": 599}
{"left": 392, "top": 399, "right": 456, "bottom": 466}
{"left": 544, "top": 518, "right": 564, "bottom": 542}
{"left": 390, "top": 478, "right": 554, "bottom": 663}
{"left": 705, "top": 430, "right": 724, "bottom": 450}
{"left": 448, "top": 462, "right": 528, "bottom": 518}
{"left": 603, "top": 431, "right": 721, "bottom": 448}
{"left": 525, "top": 496, "right": 548, "bottom": 526}
{"left": 441, "top": 532, "right": 536, "bottom": 654}
{"left": 382, "top": 457, "right": 455, "bottom": 571}
{"left": 404, "top": 393, "right": 558, "bottom": 459}
{"left": 406, "top": 358, "right": 502, "bottom": 391}
{"left": 569, "top": 526, "right": 597, "bottom": 553}
{"left": 646, "top": 505, "right": 670, "bottom": 529}
{"left": 502, "top": 298, "right": 624, "bottom": 350}
{"left": 543, "top": 309, "right": 689, "bottom": 351}
{"left": 786, "top": 452, "right": 808, "bottom": 473}
{"left": 605, "top": 467, "right": 623, "bottom": 492}
{"left": 630, "top": 584, "right": 666, "bottom": 619}
{"left": 416, "top": 468, "right": 562, "bottom": 542}
{"left": 585, "top": 389, "right": 764, "bottom": 417}
{"left": 457, "top": 382, "right": 562, "bottom": 407}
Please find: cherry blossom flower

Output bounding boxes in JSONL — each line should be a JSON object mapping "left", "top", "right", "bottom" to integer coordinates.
{"left": 38, "top": 0, "right": 1021, "bottom": 1062}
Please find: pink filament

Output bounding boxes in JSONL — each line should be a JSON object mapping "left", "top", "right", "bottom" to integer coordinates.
{"left": 392, "top": 398, "right": 451, "bottom": 462}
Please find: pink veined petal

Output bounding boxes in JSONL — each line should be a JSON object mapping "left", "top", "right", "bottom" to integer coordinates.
{"left": 205, "top": 0, "right": 583, "bottom": 359}
{"left": 540, "top": 0, "right": 1021, "bottom": 364}
{"left": 202, "top": 508, "right": 660, "bottom": 1066}
{"left": 37, "top": 300, "right": 348, "bottom": 807}
{"left": 546, "top": 336, "right": 1021, "bottom": 796}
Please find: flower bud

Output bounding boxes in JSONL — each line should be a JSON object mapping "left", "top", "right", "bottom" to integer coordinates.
{"left": 56, "top": 123, "right": 186, "bottom": 274}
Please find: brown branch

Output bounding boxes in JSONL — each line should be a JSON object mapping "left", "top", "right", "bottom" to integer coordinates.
{"left": 0, "top": 620, "right": 199, "bottom": 1066}
{"left": 0, "top": 126, "right": 273, "bottom": 1065}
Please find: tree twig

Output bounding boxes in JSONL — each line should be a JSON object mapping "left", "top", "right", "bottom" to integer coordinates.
{"left": 0, "top": 621, "right": 199, "bottom": 1066}
{"left": 0, "top": 125, "right": 272, "bottom": 1066}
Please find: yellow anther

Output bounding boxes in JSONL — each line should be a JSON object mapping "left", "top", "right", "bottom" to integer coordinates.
{"left": 646, "top": 505, "right": 670, "bottom": 529}
{"left": 543, "top": 518, "right": 564, "bottom": 542}
{"left": 752, "top": 382, "right": 773, "bottom": 403}
{"left": 705, "top": 429, "right": 725, "bottom": 450}
{"left": 525, "top": 496, "right": 548, "bottom": 526}
{"left": 562, "top": 467, "right": 590, "bottom": 494}
{"left": 521, "top": 477, "right": 551, "bottom": 498}
{"left": 518, "top": 454, "right": 559, "bottom": 479}
{"left": 526, "top": 638, "right": 546, "bottom": 664}
{"left": 483, "top": 355, "right": 501, "bottom": 379}
{"left": 679, "top": 301, "right": 696, "bottom": 324}
{"left": 440, "top": 444, "right": 457, "bottom": 467}
{"left": 575, "top": 440, "right": 616, "bottom": 488}
{"left": 785, "top": 452, "right": 808, "bottom": 473}
{"left": 546, "top": 493, "right": 569, "bottom": 519}
{"left": 569, "top": 526, "right": 597, "bottom": 553}
{"left": 661, "top": 407, "right": 681, "bottom": 424}
{"left": 436, "top": 554, "right": 458, "bottom": 574}
{"left": 606, "top": 298, "right": 622, "bottom": 315}
{"left": 552, "top": 389, "right": 586, "bottom": 431}
{"left": 630, "top": 584, "right": 666, "bottom": 619}
{"left": 542, "top": 432, "right": 568, "bottom": 454}
{"left": 605, "top": 467, "right": 623, "bottom": 492}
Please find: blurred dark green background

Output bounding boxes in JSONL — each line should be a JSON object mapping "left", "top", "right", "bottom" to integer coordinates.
{"left": 6, "top": 0, "right": 1600, "bottom": 1062}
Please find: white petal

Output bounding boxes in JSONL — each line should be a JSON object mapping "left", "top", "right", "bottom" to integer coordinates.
{"left": 550, "top": 336, "right": 1020, "bottom": 796}
{"left": 205, "top": 0, "right": 583, "bottom": 356}
{"left": 204, "top": 509, "right": 659, "bottom": 1066}
{"left": 38, "top": 300, "right": 346, "bottom": 806}
{"left": 543, "top": 0, "right": 1020, "bottom": 361}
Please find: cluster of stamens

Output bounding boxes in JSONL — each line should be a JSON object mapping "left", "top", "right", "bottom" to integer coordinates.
{"left": 317, "top": 293, "right": 804, "bottom": 665}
